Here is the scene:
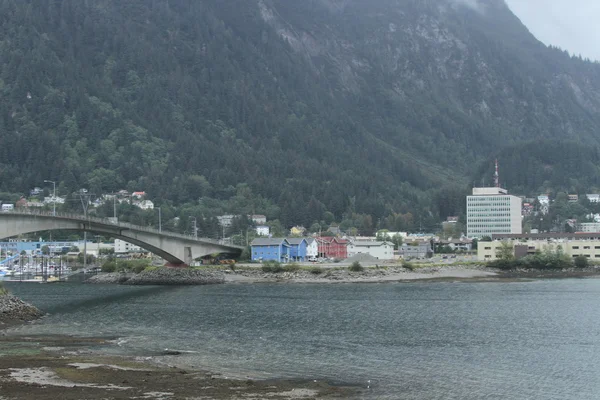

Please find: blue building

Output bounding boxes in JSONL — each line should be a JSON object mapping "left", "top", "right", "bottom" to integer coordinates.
{"left": 286, "top": 238, "right": 308, "bottom": 262}
{"left": 250, "top": 238, "right": 291, "bottom": 262}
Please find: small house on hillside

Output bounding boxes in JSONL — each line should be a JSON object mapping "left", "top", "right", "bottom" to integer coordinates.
{"left": 290, "top": 226, "right": 306, "bottom": 236}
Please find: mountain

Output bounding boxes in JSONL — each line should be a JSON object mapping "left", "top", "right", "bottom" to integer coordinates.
{"left": 1, "top": 0, "right": 600, "bottom": 233}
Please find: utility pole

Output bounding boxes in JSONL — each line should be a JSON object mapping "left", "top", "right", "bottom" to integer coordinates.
{"left": 78, "top": 190, "right": 94, "bottom": 271}
{"left": 157, "top": 207, "right": 162, "bottom": 233}
{"left": 190, "top": 217, "right": 197, "bottom": 239}
{"left": 44, "top": 180, "right": 56, "bottom": 216}
{"left": 95, "top": 235, "right": 102, "bottom": 265}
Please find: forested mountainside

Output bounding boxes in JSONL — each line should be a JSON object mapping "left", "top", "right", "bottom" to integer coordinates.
{"left": 2, "top": 0, "right": 600, "bottom": 233}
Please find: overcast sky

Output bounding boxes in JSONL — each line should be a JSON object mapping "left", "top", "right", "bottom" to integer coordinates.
{"left": 505, "top": 0, "right": 600, "bottom": 61}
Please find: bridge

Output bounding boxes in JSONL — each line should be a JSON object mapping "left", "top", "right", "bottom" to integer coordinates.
{"left": 0, "top": 211, "right": 243, "bottom": 265}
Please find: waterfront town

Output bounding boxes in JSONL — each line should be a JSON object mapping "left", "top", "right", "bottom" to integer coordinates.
{"left": 4, "top": 173, "right": 600, "bottom": 272}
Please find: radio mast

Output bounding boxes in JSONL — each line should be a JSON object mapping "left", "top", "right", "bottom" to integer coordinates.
{"left": 494, "top": 159, "right": 500, "bottom": 188}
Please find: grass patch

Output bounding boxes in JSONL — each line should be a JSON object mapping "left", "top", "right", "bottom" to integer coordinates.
{"left": 283, "top": 263, "right": 300, "bottom": 272}
{"left": 261, "top": 261, "right": 284, "bottom": 273}
{"left": 309, "top": 266, "right": 324, "bottom": 275}
{"left": 0, "top": 284, "right": 8, "bottom": 296}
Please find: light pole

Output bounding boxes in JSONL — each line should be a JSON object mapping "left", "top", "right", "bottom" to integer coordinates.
{"left": 157, "top": 207, "right": 162, "bottom": 233}
{"left": 44, "top": 180, "right": 56, "bottom": 216}
{"left": 78, "top": 190, "right": 93, "bottom": 271}
{"left": 190, "top": 217, "right": 197, "bottom": 239}
{"left": 95, "top": 235, "right": 102, "bottom": 269}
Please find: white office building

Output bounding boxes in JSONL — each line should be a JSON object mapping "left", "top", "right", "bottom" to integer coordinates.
{"left": 114, "top": 239, "right": 143, "bottom": 254}
{"left": 578, "top": 222, "right": 600, "bottom": 233}
{"left": 467, "top": 187, "right": 522, "bottom": 239}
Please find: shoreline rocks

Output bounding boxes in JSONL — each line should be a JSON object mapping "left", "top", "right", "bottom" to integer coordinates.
{"left": 86, "top": 268, "right": 225, "bottom": 285}
{"left": 227, "top": 264, "right": 497, "bottom": 283}
{"left": 0, "top": 294, "right": 44, "bottom": 327}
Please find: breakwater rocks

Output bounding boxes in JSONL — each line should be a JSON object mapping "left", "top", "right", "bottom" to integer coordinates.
{"left": 228, "top": 264, "right": 497, "bottom": 283}
{"left": 0, "top": 294, "right": 44, "bottom": 326}
{"left": 86, "top": 268, "right": 225, "bottom": 285}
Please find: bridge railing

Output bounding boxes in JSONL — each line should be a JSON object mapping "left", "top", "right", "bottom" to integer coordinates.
{"left": 2, "top": 210, "right": 233, "bottom": 247}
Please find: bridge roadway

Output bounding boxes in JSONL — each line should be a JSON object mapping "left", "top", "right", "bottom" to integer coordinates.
{"left": 0, "top": 211, "right": 243, "bottom": 265}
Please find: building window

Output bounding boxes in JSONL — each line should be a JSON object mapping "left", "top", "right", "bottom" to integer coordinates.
{"left": 584, "top": 246, "right": 590, "bottom": 249}
{"left": 572, "top": 246, "right": 579, "bottom": 249}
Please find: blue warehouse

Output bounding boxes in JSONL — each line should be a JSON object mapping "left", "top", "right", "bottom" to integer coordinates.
{"left": 250, "top": 238, "right": 291, "bottom": 262}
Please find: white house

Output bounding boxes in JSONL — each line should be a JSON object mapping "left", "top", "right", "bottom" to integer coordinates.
{"left": 1, "top": 204, "right": 14, "bottom": 212}
{"left": 217, "top": 215, "right": 236, "bottom": 227}
{"left": 43, "top": 196, "right": 66, "bottom": 205}
{"left": 306, "top": 238, "right": 318, "bottom": 260}
{"left": 135, "top": 200, "right": 154, "bottom": 210}
{"left": 537, "top": 195, "right": 550, "bottom": 205}
{"left": 587, "top": 194, "right": 600, "bottom": 203}
{"left": 256, "top": 225, "right": 270, "bottom": 236}
{"left": 251, "top": 215, "right": 267, "bottom": 225}
{"left": 114, "top": 239, "right": 143, "bottom": 254}
{"left": 347, "top": 240, "right": 394, "bottom": 260}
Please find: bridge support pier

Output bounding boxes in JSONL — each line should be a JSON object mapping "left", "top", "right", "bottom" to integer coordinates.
{"left": 184, "top": 247, "right": 192, "bottom": 266}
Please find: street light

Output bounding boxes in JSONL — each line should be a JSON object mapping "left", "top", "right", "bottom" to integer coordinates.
{"left": 157, "top": 207, "right": 162, "bottom": 233}
{"left": 189, "top": 216, "right": 197, "bottom": 239}
{"left": 44, "top": 180, "right": 56, "bottom": 216}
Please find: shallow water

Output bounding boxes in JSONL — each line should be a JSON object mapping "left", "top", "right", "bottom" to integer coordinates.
{"left": 5, "top": 279, "right": 600, "bottom": 399}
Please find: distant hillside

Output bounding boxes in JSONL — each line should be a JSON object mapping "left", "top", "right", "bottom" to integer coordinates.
{"left": 1, "top": 0, "right": 600, "bottom": 232}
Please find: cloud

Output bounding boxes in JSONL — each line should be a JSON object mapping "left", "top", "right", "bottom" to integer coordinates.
{"left": 447, "top": 0, "right": 486, "bottom": 14}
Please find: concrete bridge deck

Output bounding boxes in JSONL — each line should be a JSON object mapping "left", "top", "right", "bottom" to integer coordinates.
{"left": 0, "top": 211, "right": 243, "bottom": 265}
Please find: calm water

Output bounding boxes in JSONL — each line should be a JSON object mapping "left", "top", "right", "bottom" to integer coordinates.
{"left": 4, "top": 279, "right": 600, "bottom": 399}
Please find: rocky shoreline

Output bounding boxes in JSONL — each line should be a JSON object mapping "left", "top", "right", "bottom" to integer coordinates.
{"left": 82, "top": 264, "right": 600, "bottom": 286}
{"left": 86, "top": 268, "right": 225, "bottom": 285}
{"left": 0, "top": 293, "right": 44, "bottom": 328}
{"left": 227, "top": 264, "right": 499, "bottom": 283}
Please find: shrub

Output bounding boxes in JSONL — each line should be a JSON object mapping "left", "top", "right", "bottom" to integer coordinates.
{"left": 574, "top": 255, "right": 589, "bottom": 269}
{"left": 284, "top": 263, "right": 300, "bottom": 272}
{"left": 310, "top": 266, "right": 324, "bottom": 275}
{"left": 101, "top": 261, "right": 117, "bottom": 273}
{"left": 0, "top": 284, "right": 8, "bottom": 296}
{"left": 349, "top": 261, "right": 363, "bottom": 272}
{"left": 132, "top": 264, "right": 147, "bottom": 274}
{"left": 488, "top": 249, "right": 574, "bottom": 270}
{"left": 262, "top": 260, "right": 284, "bottom": 273}
{"left": 402, "top": 260, "right": 415, "bottom": 271}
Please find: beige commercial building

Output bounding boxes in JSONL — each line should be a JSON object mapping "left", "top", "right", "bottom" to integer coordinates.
{"left": 478, "top": 233, "right": 600, "bottom": 261}
{"left": 467, "top": 187, "right": 522, "bottom": 239}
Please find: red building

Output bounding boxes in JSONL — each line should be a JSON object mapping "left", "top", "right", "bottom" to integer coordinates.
{"left": 317, "top": 237, "right": 348, "bottom": 259}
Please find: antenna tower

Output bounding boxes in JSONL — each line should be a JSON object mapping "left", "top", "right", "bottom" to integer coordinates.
{"left": 494, "top": 159, "right": 500, "bottom": 188}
